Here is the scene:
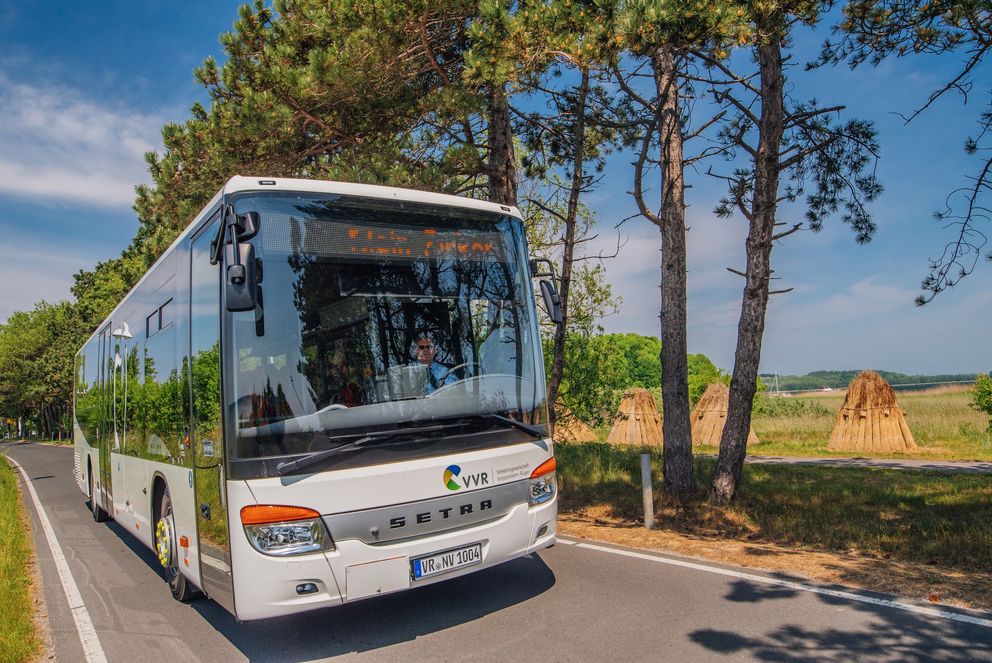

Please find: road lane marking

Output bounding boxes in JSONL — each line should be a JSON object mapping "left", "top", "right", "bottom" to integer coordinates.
{"left": 561, "top": 538, "right": 992, "bottom": 629}
{"left": 6, "top": 454, "right": 109, "bottom": 663}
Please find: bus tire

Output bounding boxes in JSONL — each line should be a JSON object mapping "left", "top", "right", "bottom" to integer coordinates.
{"left": 156, "top": 488, "right": 196, "bottom": 602}
{"left": 89, "top": 464, "right": 109, "bottom": 523}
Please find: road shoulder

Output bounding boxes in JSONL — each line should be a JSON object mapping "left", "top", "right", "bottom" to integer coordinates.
{"left": 559, "top": 508, "right": 992, "bottom": 614}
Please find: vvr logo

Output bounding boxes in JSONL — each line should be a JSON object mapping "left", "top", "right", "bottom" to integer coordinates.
{"left": 443, "top": 465, "right": 490, "bottom": 491}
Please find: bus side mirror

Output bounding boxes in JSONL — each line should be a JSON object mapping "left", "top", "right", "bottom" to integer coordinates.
{"left": 539, "top": 280, "right": 563, "bottom": 324}
{"left": 233, "top": 211, "right": 260, "bottom": 241}
{"left": 225, "top": 242, "right": 258, "bottom": 312}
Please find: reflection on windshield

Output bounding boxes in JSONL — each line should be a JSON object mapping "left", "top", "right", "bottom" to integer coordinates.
{"left": 227, "top": 193, "right": 546, "bottom": 461}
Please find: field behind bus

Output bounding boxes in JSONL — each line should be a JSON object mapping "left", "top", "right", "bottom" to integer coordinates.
{"left": 593, "top": 385, "right": 992, "bottom": 461}
{"left": 747, "top": 386, "right": 991, "bottom": 460}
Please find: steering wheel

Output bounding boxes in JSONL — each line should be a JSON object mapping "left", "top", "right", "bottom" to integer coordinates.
{"left": 436, "top": 362, "right": 472, "bottom": 384}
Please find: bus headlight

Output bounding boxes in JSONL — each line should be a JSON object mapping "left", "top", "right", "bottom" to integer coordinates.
{"left": 529, "top": 457, "right": 557, "bottom": 506}
{"left": 241, "top": 505, "right": 335, "bottom": 556}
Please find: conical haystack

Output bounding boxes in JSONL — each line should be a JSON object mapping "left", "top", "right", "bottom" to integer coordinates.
{"left": 827, "top": 371, "right": 917, "bottom": 452}
{"left": 554, "top": 417, "right": 598, "bottom": 443}
{"left": 691, "top": 382, "right": 760, "bottom": 446}
{"left": 606, "top": 388, "right": 663, "bottom": 446}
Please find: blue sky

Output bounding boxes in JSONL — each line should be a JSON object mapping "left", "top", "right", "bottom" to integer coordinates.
{"left": 0, "top": 2, "right": 988, "bottom": 376}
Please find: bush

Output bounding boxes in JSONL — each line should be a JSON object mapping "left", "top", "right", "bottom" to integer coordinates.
{"left": 971, "top": 374, "right": 992, "bottom": 431}
{"left": 751, "top": 394, "right": 832, "bottom": 418}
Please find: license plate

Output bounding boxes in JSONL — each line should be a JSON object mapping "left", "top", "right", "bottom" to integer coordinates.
{"left": 412, "top": 543, "right": 482, "bottom": 580}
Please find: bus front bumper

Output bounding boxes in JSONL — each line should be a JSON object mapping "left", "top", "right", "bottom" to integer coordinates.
{"left": 230, "top": 497, "right": 557, "bottom": 621}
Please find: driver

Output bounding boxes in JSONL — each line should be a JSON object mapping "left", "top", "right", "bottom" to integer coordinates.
{"left": 412, "top": 334, "right": 457, "bottom": 393}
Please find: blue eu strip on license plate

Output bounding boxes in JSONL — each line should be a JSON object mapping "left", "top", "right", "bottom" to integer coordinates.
{"left": 412, "top": 543, "right": 482, "bottom": 580}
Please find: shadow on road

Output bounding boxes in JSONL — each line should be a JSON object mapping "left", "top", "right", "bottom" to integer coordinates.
{"left": 193, "top": 554, "right": 556, "bottom": 661}
{"left": 690, "top": 579, "right": 992, "bottom": 661}
{"left": 106, "top": 517, "right": 556, "bottom": 661}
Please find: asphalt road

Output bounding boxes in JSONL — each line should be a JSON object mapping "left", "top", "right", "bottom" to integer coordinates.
{"left": 743, "top": 455, "right": 992, "bottom": 474}
{"left": 5, "top": 441, "right": 992, "bottom": 662}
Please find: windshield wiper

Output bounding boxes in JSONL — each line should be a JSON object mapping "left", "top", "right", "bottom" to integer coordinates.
{"left": 472, "top": 413, "right": 547, "bottom": 439}
{"left": 276, "top": 423, "right": 456, "bottom": 475}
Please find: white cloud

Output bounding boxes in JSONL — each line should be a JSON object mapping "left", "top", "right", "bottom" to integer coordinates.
{"left": 0, "top": 240, "right": 97, "bottom": 322}
{"left": 587, "top": 208, "right": 751, "bottom": 361}
{"left": 0, "top": 71, "right": 163, "bottom": 208}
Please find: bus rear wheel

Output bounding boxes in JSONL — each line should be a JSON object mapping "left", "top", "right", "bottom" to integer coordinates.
{"left": 155, "top": 488, "right": 195, "bottom": 602}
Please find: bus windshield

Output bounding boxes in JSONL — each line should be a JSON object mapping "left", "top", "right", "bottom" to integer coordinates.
{"left": 225, "top": 192, "right": 547, "bottom": 470}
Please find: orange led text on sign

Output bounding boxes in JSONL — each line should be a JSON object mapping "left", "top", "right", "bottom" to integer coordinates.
{"left": 342, "top": 226, "right": 495, "bottom": 259}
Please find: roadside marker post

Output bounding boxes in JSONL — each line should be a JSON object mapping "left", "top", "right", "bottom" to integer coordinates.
{"left": 640, "top": 454, "right": 654, "bottom": 530}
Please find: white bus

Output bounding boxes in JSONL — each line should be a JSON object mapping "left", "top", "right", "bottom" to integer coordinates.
{"left": 74, "top": 177, "right": 560, "bottom": 620}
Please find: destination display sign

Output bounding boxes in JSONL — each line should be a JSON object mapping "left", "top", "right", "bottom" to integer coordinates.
{"left": 261, "top": 216, "right": 506, "bottom": 262}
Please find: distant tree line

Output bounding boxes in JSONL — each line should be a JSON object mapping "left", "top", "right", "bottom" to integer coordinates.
{"left": 762, "top": 370, "right": 981, "bottom": 392}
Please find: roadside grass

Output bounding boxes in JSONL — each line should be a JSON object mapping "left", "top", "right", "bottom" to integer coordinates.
{"left": 556, "top": 442, "right": 992, "bottom": 572}
{"left": 0, "top": 456, "right": 42, "bottom": 663}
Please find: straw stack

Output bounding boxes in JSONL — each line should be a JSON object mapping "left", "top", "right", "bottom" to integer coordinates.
{"left": 553, "top": 416, "right": 598, "bottom": 443}
{"left": 606, "top": 388, "right": 663, "bottom": 446}
{"left": 827, "top": 370, "right": 917, "bottom": 452}
{"left": 690, "top": 382, "right": 760, "bottom": 446}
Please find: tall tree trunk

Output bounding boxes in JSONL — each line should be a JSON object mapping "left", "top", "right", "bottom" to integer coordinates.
{"left": 547, "top": 69, "right": 590, "bottom": 430}
{"left": 653, "top": 49, "right": 693, "bottom": 492}
{"left": 710, "top": 37, "right": 785, "bottom": 504}
{"left": 487, "top": 84, "right": 517, "bottom": 206}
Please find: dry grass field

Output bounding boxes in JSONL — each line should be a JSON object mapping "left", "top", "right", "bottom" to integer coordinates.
{"left": 623, "top": 385, "right": 992, "bottom": 461}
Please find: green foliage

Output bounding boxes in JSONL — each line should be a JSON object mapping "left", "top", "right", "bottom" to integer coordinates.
{"left": 0, "top": 301, "right": 81, "bottom": 437}
{"left": 134, "top": 0, "right": 492, "bottom": 269}
{"left": 688, "top": 353, "right": 727, "bottom": 403}
{"left": 546, "top": 333, "right": 631, "bottom": 426}
{"left": 546, "top": 331, "right": 726, "bottom": 424}
{"left": 751, "top": 394, "right": 831, "bottom": 418}
{"left": 971, "top": 374, "right": 992, "bottom": 432}
{"left": 520, "top": 177, "right": 621, "bottom": 336}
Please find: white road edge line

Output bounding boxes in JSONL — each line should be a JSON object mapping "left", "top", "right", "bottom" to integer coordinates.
{"left": 6, "top": 454, "right": 109, "bottom": 663}
{"left": 560, "top": 538, "right": 992, "bottom": 629}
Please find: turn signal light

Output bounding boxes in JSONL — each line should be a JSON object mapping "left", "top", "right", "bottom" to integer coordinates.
{"left": 530, "top": 457, "right": 556, "bottom": 479}
{"left": 241, "top": 505, "right": 321, "bottom": 526}
{"left": 529, "top": 457, "right": 557, "bottom": 506}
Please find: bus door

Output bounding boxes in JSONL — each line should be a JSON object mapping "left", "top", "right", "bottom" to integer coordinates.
{"left": 97, "top": 324, "right": 113, "bottom": 512}
{"left": 190, "top": 216, "right": 235, "bottom": 613}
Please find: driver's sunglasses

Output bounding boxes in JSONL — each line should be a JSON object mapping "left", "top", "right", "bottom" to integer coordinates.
{"left": 416, "top": 344, "right": 434, "bottom": 351}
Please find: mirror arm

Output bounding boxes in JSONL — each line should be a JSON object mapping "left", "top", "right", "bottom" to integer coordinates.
{"left": 210, "top": 204, "right": 234, "bottom": 265}
{"left": 227, "top": 223, "right": 246, "bottom": 285}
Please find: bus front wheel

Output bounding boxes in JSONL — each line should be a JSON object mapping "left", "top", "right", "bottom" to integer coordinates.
{"left": 155, "top": 488, "right": 195, "bottom": 602}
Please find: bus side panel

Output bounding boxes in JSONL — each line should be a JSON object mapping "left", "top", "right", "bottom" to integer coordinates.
{"left": 110, "top": 451, "right": 126, "bottom": 524}
{"left": 146, "top": 459, "right": 202, "bottom": 589}
{"left": 112, "top": 453, "right": 149, "bottom": 547}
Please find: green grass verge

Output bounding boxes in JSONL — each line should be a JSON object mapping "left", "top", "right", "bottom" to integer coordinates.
{"left": 557, "top": 442, "right": 992, "bottom": 571}
{"left": 0, "top": 457, "right": 42, "bottom": 662}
